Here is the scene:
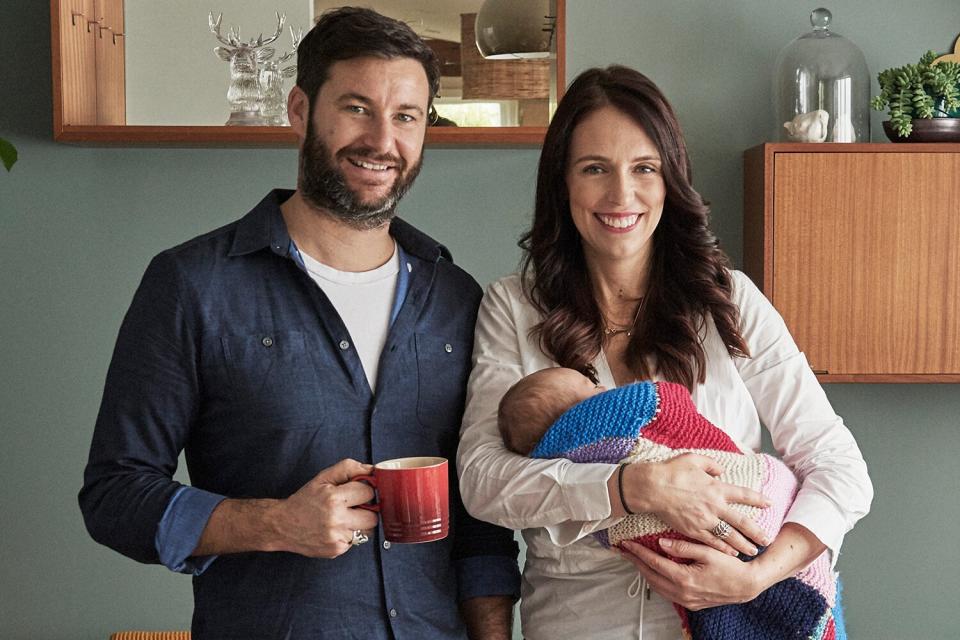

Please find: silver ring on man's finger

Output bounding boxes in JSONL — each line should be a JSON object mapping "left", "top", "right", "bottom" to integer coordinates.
{"left": 711, "top": 519, "right": 732, "bottom": 540}
{"left": 350, "top": 530, "right": 369, "bottom": 546}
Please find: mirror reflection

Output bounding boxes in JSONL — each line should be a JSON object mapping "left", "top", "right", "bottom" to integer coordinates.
{"left": 69, "top": 0, "right": 558, "bottom": 129}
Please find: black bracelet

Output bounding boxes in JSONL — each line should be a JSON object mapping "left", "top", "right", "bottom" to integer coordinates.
{"left": 617, "top": 463, "right": 635, "bottom": 515}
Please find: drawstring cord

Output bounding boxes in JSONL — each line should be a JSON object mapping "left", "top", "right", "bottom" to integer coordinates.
{"left": 627, "top": 574, "right": 651, "bottom": 639}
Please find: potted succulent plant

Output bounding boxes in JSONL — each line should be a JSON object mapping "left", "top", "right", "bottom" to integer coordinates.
{"left": 0, "top": 137, "right": 16, "bottom": 171}
{"left": 872, "top": 50, "right": 960, "bottom": 141}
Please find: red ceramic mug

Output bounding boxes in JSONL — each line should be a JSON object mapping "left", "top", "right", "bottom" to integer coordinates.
{"left": 354, "top": 456, "right": 449, "bottom": 544}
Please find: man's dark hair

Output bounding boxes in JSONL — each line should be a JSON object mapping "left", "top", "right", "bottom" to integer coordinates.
{"left": 296, "top": 6, "right": 441, "bottom": 109}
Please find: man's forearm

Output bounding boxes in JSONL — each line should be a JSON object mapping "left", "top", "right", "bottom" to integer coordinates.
{"left": 192, "top": 460, "right": 378, "bottom": 559}
{"left": 192, "top": 498, "right": 284, "bottom": 556}
{"left": 460, "top": 595, "right": 514, "bottom": 640}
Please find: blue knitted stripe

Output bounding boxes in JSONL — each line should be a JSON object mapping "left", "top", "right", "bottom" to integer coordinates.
{"left": 687, "top": 576, "right": 828, "bottom": 640}
{"left": 530, "top": 382, "right": 658, "bottom": 459}
{"left": 831, "top": 578, "right": 847, "bottom": 640}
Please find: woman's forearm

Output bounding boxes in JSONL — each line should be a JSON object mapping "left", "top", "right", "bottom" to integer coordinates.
{"left": 751, "top": 522, "right": 827, "bottom": 591}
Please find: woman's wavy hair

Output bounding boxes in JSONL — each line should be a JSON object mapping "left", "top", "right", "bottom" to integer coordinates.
{"left": 519, "top": 65, "right": 748, "bottom": 389}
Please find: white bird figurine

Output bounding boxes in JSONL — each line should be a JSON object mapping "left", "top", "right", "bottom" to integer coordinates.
{"left": 784, "top": 110, "right": 829, "bottom": 142}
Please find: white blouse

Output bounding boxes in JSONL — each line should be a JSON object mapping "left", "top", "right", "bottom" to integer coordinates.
{"left": 457, "top": 270, "right": 873, "bottom": 640}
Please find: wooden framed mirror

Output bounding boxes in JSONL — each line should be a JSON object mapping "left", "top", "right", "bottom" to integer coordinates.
{"left": 50, "top": 0, "right": 565, "bottom": 146}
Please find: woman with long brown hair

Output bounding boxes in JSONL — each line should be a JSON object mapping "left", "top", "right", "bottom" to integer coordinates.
{"left": 458, "top": 66, "right": 872, "bottom": 639}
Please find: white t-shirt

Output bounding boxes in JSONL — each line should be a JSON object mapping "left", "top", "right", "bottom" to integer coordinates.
{"left": 300, "top": 245, "right": 400, "bottom": 392}
{"left": 457, "top": 270, "right": 873, "bottom": 640}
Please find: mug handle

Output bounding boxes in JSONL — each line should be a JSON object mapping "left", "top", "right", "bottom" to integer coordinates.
{"left": 351, "top": 474, "right": 380, "bottom": 512}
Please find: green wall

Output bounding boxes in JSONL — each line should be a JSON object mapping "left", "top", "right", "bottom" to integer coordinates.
{"left": 2, "top": 1, "right": 958, "bottom": 637}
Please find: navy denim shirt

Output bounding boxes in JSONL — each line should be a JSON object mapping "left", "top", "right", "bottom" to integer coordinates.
{"left": 80, "top": 190, "right": 520, "bottom": 639}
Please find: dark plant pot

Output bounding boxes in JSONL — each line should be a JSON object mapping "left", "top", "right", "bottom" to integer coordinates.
{"left": 883, "top": 118, "right": 960, "bottom": 142}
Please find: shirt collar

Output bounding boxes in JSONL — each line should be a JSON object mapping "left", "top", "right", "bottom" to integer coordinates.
{"left": 228, "top": 189, "right": 295, "bottom": 259}
{"left": 228, "top": 189, "right": 453, "bottom": 265}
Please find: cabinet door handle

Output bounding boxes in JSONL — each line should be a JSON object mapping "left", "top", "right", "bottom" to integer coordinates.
{"left": 811, "top": 368, "right": 829, "bottom": 375}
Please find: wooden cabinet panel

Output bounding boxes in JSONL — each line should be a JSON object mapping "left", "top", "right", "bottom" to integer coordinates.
{"left": 743, "top": 143, "right": 960, "bottom": 382}
{"left": 95, "top": 0, "right": 125, "bottom": 125}
{"left": 54, "top": 0, "right": 125, "bottom": 126}
{"left": 58, "top": 0, "right": 97, "bottom": 125}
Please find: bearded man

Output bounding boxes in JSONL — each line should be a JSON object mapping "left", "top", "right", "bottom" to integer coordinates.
{"left": 79, "top": 8, "right": 519, "bottom": 639}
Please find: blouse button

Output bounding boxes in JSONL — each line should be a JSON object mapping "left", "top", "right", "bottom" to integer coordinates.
{"left": 339, "top": 340, "right": 350, "bottom": 350}
{"left": 444, "top": 343, "right": 453, "bottom": 353}
{"left": 261, "top": 336, "right": 274, "bottom": 348}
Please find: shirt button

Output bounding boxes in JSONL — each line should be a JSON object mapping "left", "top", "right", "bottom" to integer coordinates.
{"left": 339, "top": 340, "right": 350, "bottom": 350}
{"left": 261, "top": 337, "right": 274, "bottom": 348}
{"left": 389, "top": 608, "right": 398, "bottom": 618}
{"left": 444, "top": 343, "right": 453, "bottom": 353}
{"left": 383, "top": 540, "right": 391, "bottom": 550}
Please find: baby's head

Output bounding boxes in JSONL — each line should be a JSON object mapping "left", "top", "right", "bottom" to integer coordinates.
{"left": 498, "top": 367, "right": 606, "bottom": 455}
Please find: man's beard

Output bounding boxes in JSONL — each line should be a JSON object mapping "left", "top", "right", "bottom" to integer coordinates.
{"left": 298, "top": 118, "right": 422, "bottom": 230}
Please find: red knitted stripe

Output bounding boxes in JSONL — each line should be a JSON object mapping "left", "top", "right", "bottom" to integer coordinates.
{"left": 639, "top": 382, "right": 742, "bottom": 453}
{"left": 618, "top": 530, "right": 697, "bottom": 564}
{"left": 824, "top": 616, "right": 836, "bottom": 640}
{"left": 675, "top": 605, "right": 693, "bottom": 637}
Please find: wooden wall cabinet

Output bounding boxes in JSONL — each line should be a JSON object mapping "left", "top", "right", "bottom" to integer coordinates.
{"left": 743, "top": 143, "right": 960, "bottom": 383}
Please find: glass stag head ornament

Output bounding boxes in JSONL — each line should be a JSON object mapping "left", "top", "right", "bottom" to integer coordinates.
{"left": 258, "top": 27, "right": 303, "bottom": 126}
{"left": 209, "top": 11, "right": 300, "bottom": 126}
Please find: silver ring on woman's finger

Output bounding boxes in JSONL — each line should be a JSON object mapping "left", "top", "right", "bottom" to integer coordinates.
{"left": 711, "top": 519, "right": 732, "bottom": 540}
{"left": 350, "top": 530, "right": 369, "bottom": 546}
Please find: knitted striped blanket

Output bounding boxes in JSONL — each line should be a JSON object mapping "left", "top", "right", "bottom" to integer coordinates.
{"left": 530, "top": 381, "right": 845, "bottom": 640}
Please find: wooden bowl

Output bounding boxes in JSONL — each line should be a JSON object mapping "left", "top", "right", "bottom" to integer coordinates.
{"left": 883, "top": 118, "right": 960, "bottom": 142}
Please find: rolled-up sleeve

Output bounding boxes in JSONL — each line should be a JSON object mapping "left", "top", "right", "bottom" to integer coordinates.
{"left": 458, "top": 277, "right": 620, "bottom": 546}
{"left": 733, "top": 272, "right": 873, "bottom": 561}
{"left": 79, "top": 253, "right": 214, "bottom": 568}
{"left": 156, "top": 486, "right": 224, "bottom": 574}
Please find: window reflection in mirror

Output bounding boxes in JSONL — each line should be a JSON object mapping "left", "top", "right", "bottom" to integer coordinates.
{"left": 310, "top": 1, "right": 555, "bottom": 128}
{"left": 116, "top": 0, "right": 557, "bottom": 128}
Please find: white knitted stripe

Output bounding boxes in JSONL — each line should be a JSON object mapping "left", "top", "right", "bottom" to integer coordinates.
{"left": 606, "top": 441, "right": 766, "bottom": 546}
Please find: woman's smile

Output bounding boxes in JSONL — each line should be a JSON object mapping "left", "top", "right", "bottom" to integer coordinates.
{"left": 595, "top": 212, "right": 642, "bottom": 231}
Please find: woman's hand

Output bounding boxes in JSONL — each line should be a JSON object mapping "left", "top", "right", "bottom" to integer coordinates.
{"left": 619, "top": 538, "right": 761, "bottom": 610}
{"left": 614, "top": 454, "right": 772, "bottom": 557}
{"left": 619, "top": 523, "right": 827, "bottom": 610}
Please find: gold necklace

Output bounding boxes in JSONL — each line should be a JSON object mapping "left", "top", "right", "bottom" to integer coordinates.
{"left": 603, "top": 297, "right": 644, "bottom": 338}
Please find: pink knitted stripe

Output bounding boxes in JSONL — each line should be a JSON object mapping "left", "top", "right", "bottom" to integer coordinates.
{"left": 755, "top": 455, "right": 798, "bottom": 537}
{"left": 795, "top": 554, "right": 836, "bottom": 606}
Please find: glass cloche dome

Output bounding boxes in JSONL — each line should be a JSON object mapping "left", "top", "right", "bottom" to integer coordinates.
{"left": 774, "top": 8, "right": 870, "bottom": 142}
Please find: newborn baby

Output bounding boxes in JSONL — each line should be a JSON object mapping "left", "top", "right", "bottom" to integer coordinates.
{"left": 497, "top": 367, "right": 845, "bottom": 640}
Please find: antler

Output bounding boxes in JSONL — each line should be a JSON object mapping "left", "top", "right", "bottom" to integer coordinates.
{"left": 208, "top": 12, "right": 237, "bottom": 47}
{"left": 257, "top": 12, "right": 286, "bottom": 47}
{"left": 276, "top": 26, "right": 303, "bottom": 64}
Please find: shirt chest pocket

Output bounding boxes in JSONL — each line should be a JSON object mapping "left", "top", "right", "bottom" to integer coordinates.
{"left": 219, "top": 331, "right": 327, "bottom": 430}
{"left": 414, "top": 333, "right": 472, "bottom": 430}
